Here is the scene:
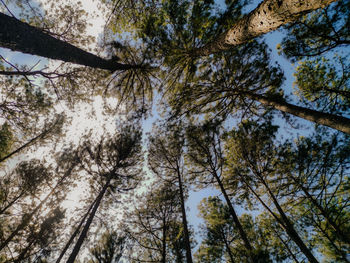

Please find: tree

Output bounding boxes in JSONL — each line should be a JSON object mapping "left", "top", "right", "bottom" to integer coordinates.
{"left": 0, "top": 114, "right": 64, "bottom": 164}
{"left": 64, "top": 125, "right": 143, "bottom": 263}
{"left": 148, "top": 123, "right": 193, "bottom": 263}
{"left": 185, "top": 120, "right": 258, "bottom": 262}
{"left": 0, "top": 12, "right": 140, "bottom": 71}
{"left": 0, "top": 158, "right": 78, "bottom": 252}
{"left": 88, "top": 231, "right": 126, "bottom": 263}
{"left": 196, "top": 197, "right": 272, "bottom": 263}
{"left": 274, "top": 131, "right": 350, "bottom": 261}
{"left": 0, "top": 122, "right": 13, "bottom": 161}
{"left": 279, "top": 0, "right": 349, "bottom": 59}
{"left": 191, "top": 0, "right": 338, "bottom": 56}
{"left": 123, "top": 180, "right": 185, "bottom": 263}
{"left": 224, "top": 120, "right": 320, "bottom": 263}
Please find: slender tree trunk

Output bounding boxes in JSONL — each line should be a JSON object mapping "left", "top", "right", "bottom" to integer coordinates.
{"left": 273, "top": 230, "right": 301, "bottom": 263}
{"left": 213, "top": 172, "right": 254, "bottom": 259}
{"left": 0, "top": 116, "right": 62, "bottom": 163}
{"left": 221, "top": 231, "right": 235, "bottom": 263}
{"left": 242, "top": 91, "right": 350, "bottom": 134}
{"left": 236, "top": 171, "right": 318, "bottom": 263}
{"left": 0, "top": 191, "right": 25, "bottom": 215}
{"left": 66, "top": 176, "right": 111, "bottom": 263}
{"left": 55, "top": 197, "right": 97, "bottom": 263}
{"left": 175, "top": 166, "right": 193, "bottom": 263}
{"left": 192, "top": 0, "right": 338, "bottom": 56}
{"left": 0, "top": 164, "right": 76, "bottom": 251}
{"left": 293, "top": 178, "right": 350, "bottom": 244}
{"left": 0, "top": 12, "right": 138, "bottom": 72}
{"left": 259, "top": 177, "right": 319, "bottom": 263}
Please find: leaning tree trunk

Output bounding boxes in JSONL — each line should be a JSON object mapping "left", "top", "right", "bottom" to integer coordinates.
{"left": 55, "top": 197, "right": 97, "bottom": 263}
{"left": 0, "top": 163, "right": 76, "bottom": 251}
{"left": 259, "top": 177, "right": 320, "bottom": 263}
{"left": 192, "top": 0, "right": 337, "bottom": 56}
{"left": 242, "top": 91, "right": 350, "bottom": 134}
{"left": 66, "top": 176, "right": 111, "bottom": 263}
{"left": 213, "top": 171, "right": 254, "bottom": 261}
{"left": 0, "top": 13, "right": 138, "bottom": 71}
{"left": 0, "top": 116, "right": 62, "bottom": 164}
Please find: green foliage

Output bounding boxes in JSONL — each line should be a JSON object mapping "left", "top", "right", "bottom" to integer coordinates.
{"left": 294, "top": 56, "right": 350, "bottom": 114}
{"left": 88, "top": 231, "right": 126, "bottom": 263}
{"left": 0, "top": 122, "right": 13, "bottom": 160}
{"left": 279, "top": 0, "right": 350, "bottom": 60}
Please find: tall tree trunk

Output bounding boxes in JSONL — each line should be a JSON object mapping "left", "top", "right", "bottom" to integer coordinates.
{"left": 175, "top": 165, "right": 193, "bottom": 263}
{"left": 0, "top": 191, "right": 25, "bottom": 215}
{"left": 259, "top": 177, "right": 319, "bottom": 263}
{"left": 237, "top": 171, "right": 318, "bottom": 263}
{"left": 0, "top": 117, "right": 61, "bottom": 163}
{"left": 192, "top": 0, "right": 338, "bottom": 56}
{"left": 292, "top": 177, "right": 350, "bottom": 244}
{"left": 242, "top": 91, "right": 350, "bottom": 134}
{"left": 273, "top": 229, "right": 301, "bottom": 263}
{"left": 0, "top": 13, "right": 138, "bottom": 72}
{"left": 55, "top": 197, "right": 97, "bottom": 263}
{"left": 212, "top": 171, "right": 254, "bottom": 260}
{"left": 221, "top": 231, "right": 235, "bottom": 263}
{"left": 0, "top": 164, "right": 76, "bottom": 251}
{"left": 66, "top": 176, "right": 111, "bottom": 263}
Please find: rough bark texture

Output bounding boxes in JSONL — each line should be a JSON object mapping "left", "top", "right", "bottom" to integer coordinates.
{"left": 243, "top": 91, "right": 350, "bottom": 134}
{"left": 0, "top": 13, "right": 136, "bottom": 71}
{"left": 193, "top": 0, "right": 338, "bottom": 56}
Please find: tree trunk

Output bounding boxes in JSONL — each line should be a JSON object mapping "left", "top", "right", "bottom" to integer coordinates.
{"left": 55, "top": 197, "right": 97, "bottom": 263}
{"left": 0, "top": 13, "right": 138, "bottom": 72}
{"left": 236, "top": 171, "right": 318, "bottom": 263}
{"left": 0, "top": 164, "right": 76, "bottom": 251}
{"left": 0, "top": 117, "right": 60, "bottom": 163}
{"left": 213, "top": 171, "right": 254, "bottom": 260}
{"left": 175, "top": 166, "right": 193, "bottom": 263}
{"left": 66, "top": 176, "right": 111, "bottom": 263}
{"left": 259, "top": 177, "right": 319, "bottom": 263}
{"left": 222, "top": 231, "right": 235, "bottom": 263}
{"left": 242, "top": 91, "right": 350, "bottom": 134}
{"left": 192, "top": 0, "right": 338, "bottom": 56}
{"left": 293, "top": 177, "right": 350, "bottom": 244}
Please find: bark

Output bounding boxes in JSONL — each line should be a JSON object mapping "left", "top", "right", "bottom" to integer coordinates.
{"left": 222, "top": 231, "right": 235, "bottom": 263}
{"left": 0, "top": 12, "right": 138, "bottom": 71}
{"left": 65, "top": 176, "right": 111, "bottom": 263}
{"left": 236, "top": 171, "right": 318, "bottom": 262}
{"left": 213, "top": 171, "right": 254, "bottom": 259}
{"left": 242, "top": 91, "right": 350, "bottom": 134}
{"left": 292, "top": 177, "right": 350, "bottom": 244}
{"left": 0, "top": 164, "right": 76, "bottom": 251}
{"left": 259, "top": 177, "right": 319, "bottom": 263}
{"left": 175, "top": 165, "right": 193, "bottom": 263}
{"left": 192, "top": 0, "right": 338, "bottom": 56}
{"left": 55, "top": 198, "right": 97, "bottom": 263}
